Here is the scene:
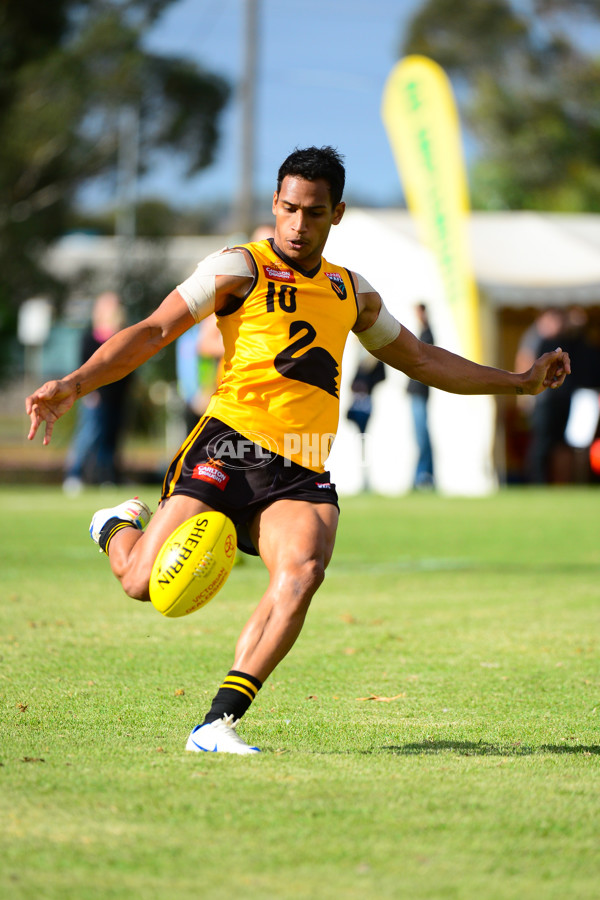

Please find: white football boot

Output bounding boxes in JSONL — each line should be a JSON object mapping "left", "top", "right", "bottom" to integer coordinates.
{"left": 89, "top": 497, "right": 152, "bottom": 549}
{"left": 186, "top": 714, "right": 261, "bottom": 755}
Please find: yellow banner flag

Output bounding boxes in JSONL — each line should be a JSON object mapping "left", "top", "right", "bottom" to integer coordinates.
{"left": 382, "top": 55, "right": 482, "bottom": 361}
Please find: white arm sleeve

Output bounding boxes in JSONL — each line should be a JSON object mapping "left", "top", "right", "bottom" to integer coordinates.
{"left": 176, "top": 248, "right": 253, "bottom": 322}
{"left": 356, "top": 301, "right": 402, "bottom": 351}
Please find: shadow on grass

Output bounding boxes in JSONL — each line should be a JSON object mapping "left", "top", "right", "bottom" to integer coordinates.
{"left": 380, "top": 740, "right": 600, "bottom": 757}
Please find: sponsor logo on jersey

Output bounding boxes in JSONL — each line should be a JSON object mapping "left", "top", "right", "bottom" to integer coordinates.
{"left": 192, "top": 463, "right": 230, "bottom": 490}
{"left": 325, "top": 272, "right": 347, "bottom": 300}
{"left": 263, "top": 265, "right": 295, "bottom": 282}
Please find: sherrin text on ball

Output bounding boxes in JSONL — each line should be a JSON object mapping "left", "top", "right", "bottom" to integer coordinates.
{"left": 150, "top": 512, "right": 237, "bottom": 618}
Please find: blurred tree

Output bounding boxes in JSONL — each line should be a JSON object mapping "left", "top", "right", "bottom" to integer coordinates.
{"left": 0, "top": 0, "right": 229, "bottom": 379}
{"left": 402, "top": 0, "right": 600, "bottom": 211}
{"left": 69, "top": 198, "right": 230, "bottom": 237}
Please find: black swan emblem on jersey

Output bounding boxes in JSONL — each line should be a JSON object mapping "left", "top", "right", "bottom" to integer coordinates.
{"left": 274, "top": 320, "right": 339, "bottom": 397}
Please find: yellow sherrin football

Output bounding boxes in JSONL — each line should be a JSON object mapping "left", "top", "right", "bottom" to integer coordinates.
{"left": 149, "top": 512, "right": 237, "bottom": 618}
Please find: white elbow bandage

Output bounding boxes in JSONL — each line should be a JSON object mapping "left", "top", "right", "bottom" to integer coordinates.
{"left": 176, "top": 248, "right": 252, "bottom": 322}
{"left": 356, "top": 301, "right": 402, "bottom": 351}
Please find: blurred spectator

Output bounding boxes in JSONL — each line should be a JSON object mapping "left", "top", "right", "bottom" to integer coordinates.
{"left": 176, "top": 315, "right": 224, "bottom": 434}
{"left": 176, "top": 323, "right": 203, "bottom": 433}
{"left": 347, "top": 351, "right": 386, "bottom": 434}
{"left": 514, "top": 307, "right": 565, "bottom": 375}
{"left": 519, "top": 305, "right": 600, "bottom": 483}
{"left": 251, "top": 224, "right": 276, "bottom": 242}
{"left": 63, "top": 292, "right": 132, "bottom": 493}
{"left": 563, "top": 305, "right": 600, "bottom": 392}
{"left": 517, "top": 307, "right": 567, "bottom": 483}
{"left": 346, "top": 349, "right": 386, "bottom": 492}
{"left": 406, "top": 303, "right": 435, "bottom": 490}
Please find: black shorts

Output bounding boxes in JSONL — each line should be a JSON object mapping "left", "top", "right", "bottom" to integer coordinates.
{"left": 161, "top": 417, "right": 339, "bottom": 555}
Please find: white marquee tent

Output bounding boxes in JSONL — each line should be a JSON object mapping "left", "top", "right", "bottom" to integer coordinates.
{"left": 323, "top": 210, "right": 600, "bottom": 495}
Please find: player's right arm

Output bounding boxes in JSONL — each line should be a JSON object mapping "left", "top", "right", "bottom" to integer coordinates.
{"left": 26, "top": 256, "right": 253, "bottom": 445}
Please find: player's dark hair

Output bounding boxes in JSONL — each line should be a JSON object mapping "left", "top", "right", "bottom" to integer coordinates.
{"left": 276, "top": 146, "right": 346, "bottom": 207}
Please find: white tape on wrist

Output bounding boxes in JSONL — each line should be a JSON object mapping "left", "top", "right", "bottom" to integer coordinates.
{"left": 356, "top": 301, "right": 402, "bottom": 351}
{"left": 177, "top": 248, "right": 252, "bottom": 322}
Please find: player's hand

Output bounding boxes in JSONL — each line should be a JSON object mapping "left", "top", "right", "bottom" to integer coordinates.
{"left": 523, "top": 347, "right": 571, "bottom": 396}
{"left": 25, "top": 379, "right": 77, "bottom": 445}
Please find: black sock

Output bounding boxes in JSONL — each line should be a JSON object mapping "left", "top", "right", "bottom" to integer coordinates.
{"left": 203, "top": 670, "right": 262, "bottom": 725}
{"left": 98, "top": 517, "right": 135, "bottom": 554}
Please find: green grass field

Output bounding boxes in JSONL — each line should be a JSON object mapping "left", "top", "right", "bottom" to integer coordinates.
{"left": 1, "top": 486, "right": 598, "bottom": 899}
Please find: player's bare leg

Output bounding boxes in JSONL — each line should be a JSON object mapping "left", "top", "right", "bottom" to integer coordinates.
{"left": 235, "top": 499, "right": 339, "bottom": 682}
{"left": 100, "top": 495, "right": 216, "bottom": 601}
{"left": 186, "top": 498, "right": 338, "bottom": 754}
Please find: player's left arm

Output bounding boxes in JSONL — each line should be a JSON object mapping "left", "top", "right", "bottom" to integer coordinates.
{"left": 352, "top": 286, "right": 571, "bottom": 397}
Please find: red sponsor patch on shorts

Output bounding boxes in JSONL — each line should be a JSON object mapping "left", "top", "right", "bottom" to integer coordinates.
{"left": 263, "top": 265, "right": 295, "bottom": 282}
{"left": 192, "top": 463, "right": 230, "bottom": 491}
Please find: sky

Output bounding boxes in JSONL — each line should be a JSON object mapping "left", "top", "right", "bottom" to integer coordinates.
{"left": 81, "top": 0, "right": 597, "bottom": 217}
{"left": 135, "top": 0, "right": 424, "bottom": 210}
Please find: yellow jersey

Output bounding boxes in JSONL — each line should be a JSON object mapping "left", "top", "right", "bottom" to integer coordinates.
{"left": 205, "top": 239, "right": 358, "bottom": 471}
